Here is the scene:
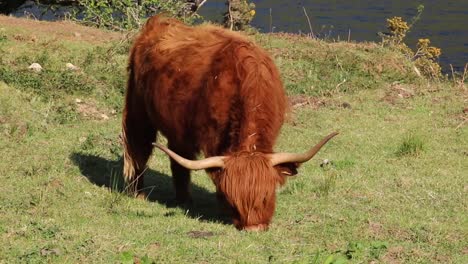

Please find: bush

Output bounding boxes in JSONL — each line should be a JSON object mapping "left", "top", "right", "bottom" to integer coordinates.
{"left": 379, "top": 5, "right": 442, "bottom": 79}
{"left": 73, "top": 0, "right": 195, "bottom": 31}
{"left": 224, "top": 0, "right": 256, "bottom": 31}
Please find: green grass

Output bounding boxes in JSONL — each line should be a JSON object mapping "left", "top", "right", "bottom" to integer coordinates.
{"left": 254, "top": 33, "right": 421, "bottom": 96}
{"left": 396, "top": 133, "right": 426, "bottom": 157}
{"left": 0, "top": 18, "right": 467, "bottom": 263}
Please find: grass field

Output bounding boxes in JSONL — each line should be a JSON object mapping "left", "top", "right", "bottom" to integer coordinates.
{"left": 0, "top": 16, "right": 467, "bottom": 263}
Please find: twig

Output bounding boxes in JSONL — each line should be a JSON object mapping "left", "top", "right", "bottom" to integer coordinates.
{"left": 412, "top": 48, "right": 423, "bottom": 60}
{"left": 293, "top": 102, "right": 308, "bottom": 108}
{"left": 269, "top": 8, "right": 273, "bottom": 33}
{"left": 347, "top": 28, "right": 351, "bottom": 42}
{"left": 335, "top": 55, "right": 344, "bottom": 72}
{"left": 198, "top": 0, "right": 208, "bottom": 9}
{"left": 335, "top": 79, "right": 347, "bottom": 91}
{"left": 228, "top": 2, "right": 234, "bottom": 31}
{"left": 450, "top": 64, "right": 457, "bottom": 86}
{"left": 460, "top": 63, "right": 468, "bottom": 89}
{"left": 302, "top": 7, "right": 315, "bottom": 38}
{"left": 455, "top": 117, "right": 467, "bottom": 130}
{"left": 191, "top": 0, "right": 208, "bottom": 15}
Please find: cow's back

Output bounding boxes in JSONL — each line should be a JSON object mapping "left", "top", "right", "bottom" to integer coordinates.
{"left": 129, "top": 15, "right": 287, "bottom": 156}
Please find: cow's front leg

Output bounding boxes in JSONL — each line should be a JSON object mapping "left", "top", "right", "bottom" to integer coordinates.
{"left": 170, "top": 159, "right": 193, "bottom": 205}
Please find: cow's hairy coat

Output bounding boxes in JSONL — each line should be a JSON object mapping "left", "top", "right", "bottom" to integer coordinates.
{"left": 122, "top": 15, "right": 296, "bottom": 229}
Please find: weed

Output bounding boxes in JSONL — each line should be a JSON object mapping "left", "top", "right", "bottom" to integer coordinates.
{"left": 281, "top": 179, "right": 306, "bottom": 195}
{"left": 106, "top": 168, "right": 126, "bottom": 213}
{"left": 315, "top": 169, "right": 338, "bottom": 197}
{"left": 396, "top": 133, "right": 425, "bottom": 157}
{"left": 0, "top": 33, "right": 8, "bottom": 43}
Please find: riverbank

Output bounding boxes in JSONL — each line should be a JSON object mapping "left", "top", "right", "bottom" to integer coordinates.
{"left": 0, "top": 16, "right": 466, "bottom": 263}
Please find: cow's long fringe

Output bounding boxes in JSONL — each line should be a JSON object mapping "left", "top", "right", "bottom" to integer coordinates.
{"left": 219, "top": 152, "right": 279, "bottom": 229}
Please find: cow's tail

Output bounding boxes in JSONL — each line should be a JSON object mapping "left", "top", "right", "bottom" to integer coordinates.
{"left": 122, "top": 60, "right": 137, "bottom": 183}
{"left": 122, "top": 123, "right": 135, "bottom": 183}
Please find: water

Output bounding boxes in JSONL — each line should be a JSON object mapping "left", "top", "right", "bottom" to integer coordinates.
{"left": 12, "top": 0, "right": 468, "bottom": 72}
{"left": 199, "top": 0, "right": 468, "bottom": 72}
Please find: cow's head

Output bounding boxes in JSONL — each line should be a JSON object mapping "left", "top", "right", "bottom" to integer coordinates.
{"left": 154, "top": 132, "right": 338, "bottom": 231}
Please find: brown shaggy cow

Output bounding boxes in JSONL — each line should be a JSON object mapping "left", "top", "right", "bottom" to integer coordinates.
{"left": 122, "top": 15, "right": 338, "bottom": 231}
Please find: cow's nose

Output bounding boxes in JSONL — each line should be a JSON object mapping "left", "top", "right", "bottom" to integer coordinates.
{"left": 243, "top": 224, "right": 268, "bottom": 231}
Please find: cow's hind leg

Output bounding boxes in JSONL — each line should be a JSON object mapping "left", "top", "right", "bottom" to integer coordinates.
{"left": 168, "top": 144, "right": 195, "bottom": 205}
{"left": 122, "top": 104, "right": 156, "bottom": 198}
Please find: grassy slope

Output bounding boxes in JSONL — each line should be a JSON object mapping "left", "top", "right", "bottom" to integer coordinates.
{"left": 0, "top": 16, "right": 467, "bottom": 263}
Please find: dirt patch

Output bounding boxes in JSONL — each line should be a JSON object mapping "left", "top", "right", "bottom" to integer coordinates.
{"left": 187, "top": 231, "right": 215, "bottom": 239}
{"left": 462, "top": 247, "right": 468, "bottom": 255}
{"left": 381, "top": 246, "right": 405, "bottom": 264}
{"left": 454, "top": 107, "right": 468, "bottom": 130}
{"left": 386, "top": 227, "right": 412, "bottom": 241}
{"left": 381, "top": 83, "right": 416, "bottom": 105}
{"left": 74, "top": 99, "right": 115, "bottom": 121}
{"left": 288, "top": 95, "right": 326, "bottom": 109}
{"left": 367, "top": 221, "right": 383, "bottom": 238}
{"left": 46, "top": 178, "right": 63, "bottom": 189}
{"left": 147, "top": 242, "right": 161, "bottom": 251}
{"left": 0, "top": 15, "right": 122, "bottom": 44}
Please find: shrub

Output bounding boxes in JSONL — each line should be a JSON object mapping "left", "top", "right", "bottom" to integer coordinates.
{"left": 379, "top": 5, "right": 442, "bottom": 79}
{"left": 224, "top": 0, "right": 256, "bottom": 31}
{"left": 414, "top": 38, "right": 442, "bottom": 79}
{"left": 73, "top": 0, "right": 195, "bottom": 31}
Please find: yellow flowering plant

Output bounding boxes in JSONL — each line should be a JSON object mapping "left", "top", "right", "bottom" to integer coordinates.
{"left": 379, "top": 6, "right": 442, "bottom": 79}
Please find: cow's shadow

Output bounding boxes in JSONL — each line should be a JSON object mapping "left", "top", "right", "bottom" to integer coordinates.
{"left": 70, "top": 152, "right": 231, "bottom": 225}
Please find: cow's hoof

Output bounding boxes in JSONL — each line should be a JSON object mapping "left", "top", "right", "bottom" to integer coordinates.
{"left": 243, "top": 224, "right": 268, "bottom": 231}
{"left": 176, "top": 197, "right": 193, "bottom": 208}
{"left": 136, "top": 192, "right": 147, "bottom": 200}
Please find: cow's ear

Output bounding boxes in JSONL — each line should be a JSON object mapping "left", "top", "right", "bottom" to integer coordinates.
{"left": 274, "top": 162, "right": 300, "bottom": 177}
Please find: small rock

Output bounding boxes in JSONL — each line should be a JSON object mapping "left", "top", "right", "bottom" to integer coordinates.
{"left": 100, "top": 114, "right": 109, "bottom": 120}
{"left": 110, "top": 109, "right": 117, "bottom": 115}
{"left": 341, "top": 102, "right": 352, "bottom": 109}
{"left": 75, "top": 98, "right": 83, "bottom": 104}
{"left": 320, "top": 159, "right": 333, "bottom": 167}
{"left": 79, "top": 137, "right": 87, "bottom": 143}
{"left": 66, "top": 63, "right": 79, "bottom": 71}
{"left": 187, "top": 231, "right": 215, "bottom": 238}
{"left": 40, "top": 247, "right": 60, "bottom": 256}
{"left": 28, "top": 63, "right": 42, "bottom": 73}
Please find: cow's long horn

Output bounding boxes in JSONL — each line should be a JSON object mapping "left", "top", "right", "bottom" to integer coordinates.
{"left": 269, "top": 132, "right": 339, "bottom": 166}
{"left": 153, "top": 143, "right": 225, "bottom": 170}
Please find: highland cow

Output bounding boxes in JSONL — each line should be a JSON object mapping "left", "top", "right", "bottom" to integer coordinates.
{"left": 122, "top": 15, "right": 337, "bottom": 231}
